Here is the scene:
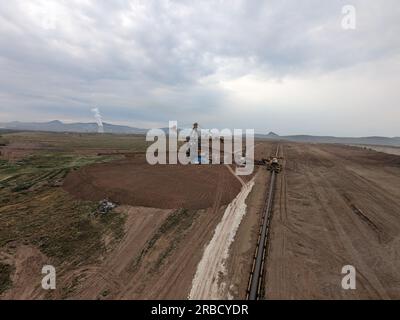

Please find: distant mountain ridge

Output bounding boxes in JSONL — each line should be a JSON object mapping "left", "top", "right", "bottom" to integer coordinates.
{"left": 0, "top": 121, "right": 399, "bottom": 147}
{"left": 0, "top": 120, "right": 147, "bottom": 134}
{"left": 260, "top": 132, "right": 400, "bottom": 147}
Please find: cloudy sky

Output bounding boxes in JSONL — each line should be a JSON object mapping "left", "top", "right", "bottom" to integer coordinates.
{"left": 0, "top": 0, "right": 399, "bottom": 136}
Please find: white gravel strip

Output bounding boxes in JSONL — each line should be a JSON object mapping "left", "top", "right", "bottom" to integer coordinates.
{"left": 189, "top": 178, "right": 255, "bottom": 300}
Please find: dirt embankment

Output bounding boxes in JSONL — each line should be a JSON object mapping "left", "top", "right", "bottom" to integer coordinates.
{"left": 54, "top": 206, "right": 172, "bottom": 299}
{"left": 58, "top": 203, "right": 231, "bottom": 299}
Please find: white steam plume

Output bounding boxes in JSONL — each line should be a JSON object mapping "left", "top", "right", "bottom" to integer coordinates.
{"left": 91, "top": 107, "right": 104, "bottom": 133}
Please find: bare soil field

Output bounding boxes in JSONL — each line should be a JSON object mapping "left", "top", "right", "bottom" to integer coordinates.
{"left": 63, "top": 155, "right": 242, "bottom": 210}
{"left": 0, "top": 132, "right": 149, "bottom": 161}
{"left": 265, "top": 142, "right": 400, "bottom": 299}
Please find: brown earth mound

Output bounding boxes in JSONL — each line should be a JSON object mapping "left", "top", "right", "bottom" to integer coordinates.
{"left": 63, "top": 157, "right": 242, "bottom": 210}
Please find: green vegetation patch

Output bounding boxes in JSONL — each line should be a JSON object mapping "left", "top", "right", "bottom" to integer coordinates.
{"left": 0, "top": 263, "right": 12, "bottom": 294}
{"left": 0, "top": 150, "right": 126, "bottom": 265}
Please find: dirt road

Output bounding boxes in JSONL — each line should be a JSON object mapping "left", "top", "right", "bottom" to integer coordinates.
{"left": 189, "top": 178, "right": 255, "bottom": 299}
{"left": 265, "top": 143, "right": 400, "bottom": 299}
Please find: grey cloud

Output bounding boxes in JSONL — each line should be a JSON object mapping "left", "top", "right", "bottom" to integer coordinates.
{"left": 0, "top": 0, "right": 399, "bottom": 135}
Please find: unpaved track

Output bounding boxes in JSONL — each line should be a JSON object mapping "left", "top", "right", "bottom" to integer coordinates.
{"left": 189, "top": 179, "right": 255, "bottom": 299}
{"left": 265, "top": 143, "right": 400, "bottom": 299}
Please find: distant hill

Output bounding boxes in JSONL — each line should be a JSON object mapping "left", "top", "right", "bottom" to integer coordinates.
{"left": 266, "top": 131, "right": 280, "bottom": 138}
{"left": 260, "top": 132, "right": 400, "bottom": 147}
{"left": 0, "top": 120, "right": 148, "bottom": 134}
{"left": 1, "top": 121, "right": 399, "bottom": 148}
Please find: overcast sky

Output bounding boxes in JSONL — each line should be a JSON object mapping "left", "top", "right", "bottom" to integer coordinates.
{"left": 0, "top": 0, "right": 399, "bottom": 136}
